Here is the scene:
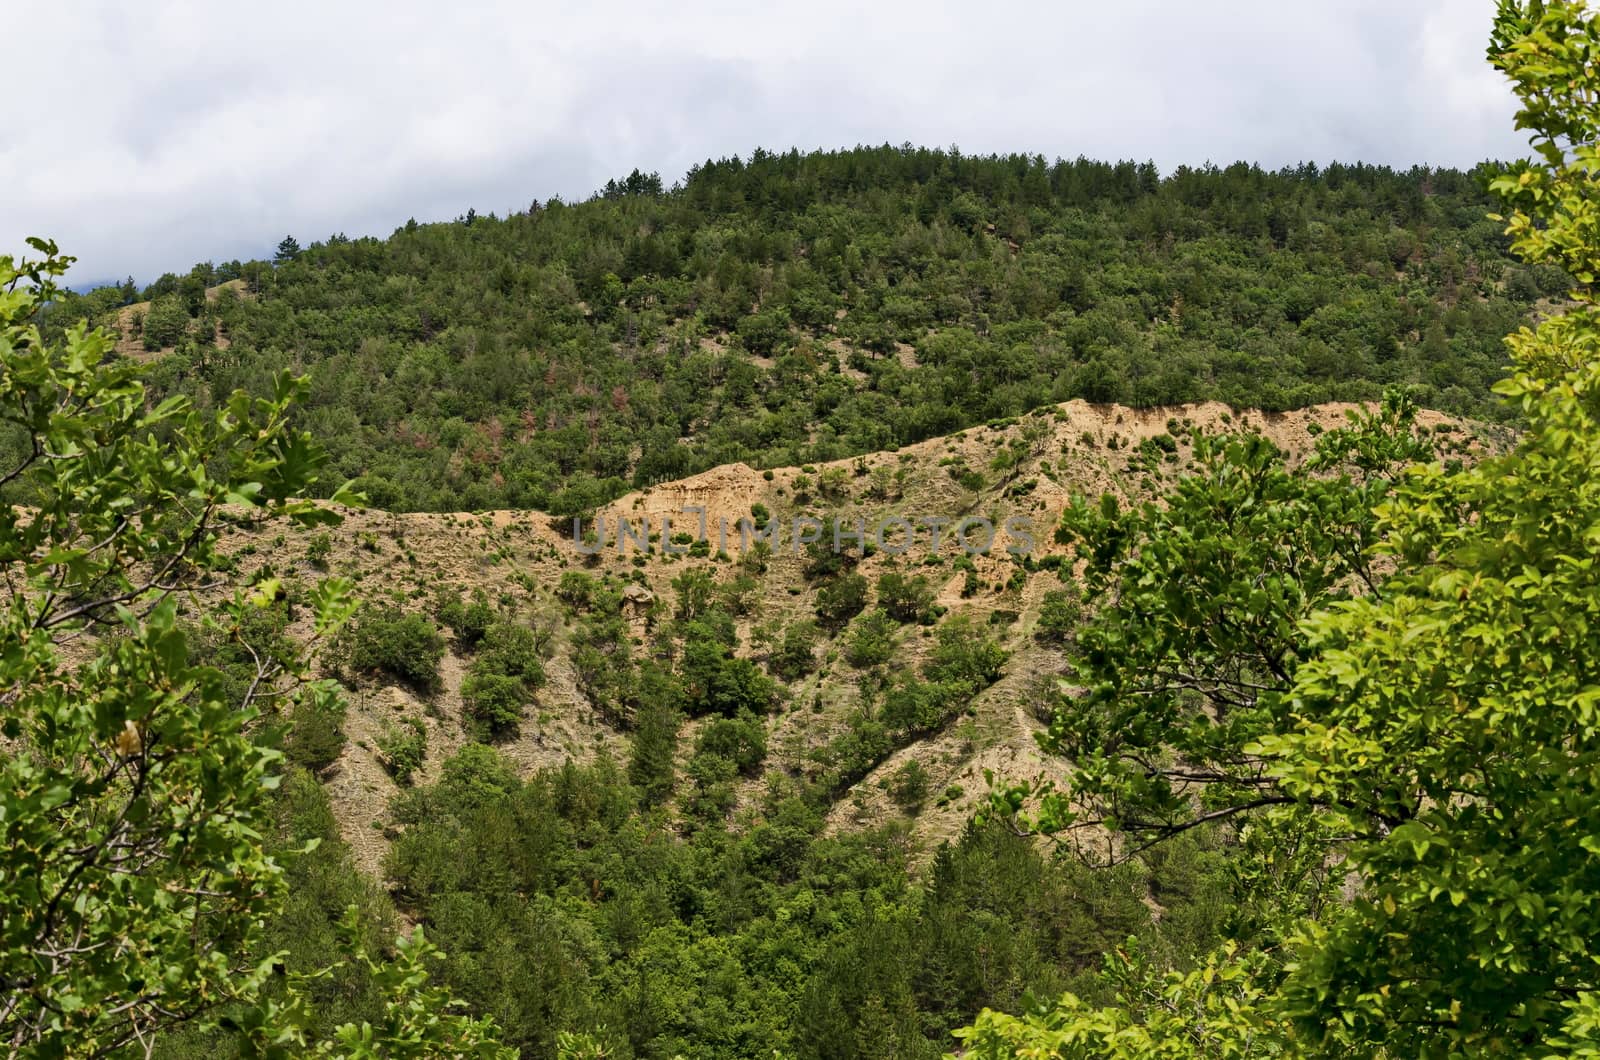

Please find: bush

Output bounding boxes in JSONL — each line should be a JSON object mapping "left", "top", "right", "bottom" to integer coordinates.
{"left": 924, "top": 615, "right": 1008, "bottom": 693}
{"left": 556, "top": 571, "right": 596, "bottom": 609}
{"left": 339, "top": 607, "right": 446, "bottom": 692}
{"left": 477, "top": 622, "right": 547, "bottom": 685}
{"left": 377, "top": 718, "right": 428, "bottom": 784}
{"left": 459, "top": 622, "right": 547, "bottom": 740}
{"left": 462, "top": 672, "right": 527, "bottom": 739}
{"left": 629, "top": 696, "right": 680, "bottom": 802}
{"left": 880, "top": 680, "right": 956, "bottom": 735}
{"left": 818, "top": 466, "right": 850, "bottom": 499}
{"left": 876, "top": 572, "right": 936, "bottom": 624}
{"left": 889, "top": 760, "right": 931, "bottom": 811}
{"left": 283, "top": 686, "right": 347, "bottom": 771}
{"left": 816, "top": 573, "right": 869, "bottom": 627}
{"left": 708, "top": 657, "right": 780, "bottom": 717}
{"left": 141, "top": 295, "right": 189, "bottom": 349}
{"left": 306, "top": 532, "right": 333, "bottom": 570}
{"left": 695, "top": 714, "right": 768, "bottom": 776}
{"left": 845, "top": 609, "right": 898, "bottom": 668}
{"left": 437, "top": 588, "right": 495, "bottom": 649}
{"left": 1035, "top": 588, "right": 1080, "bottom": 645}
{"left": 769, "top": 621, "right": 819, "bottom": 681}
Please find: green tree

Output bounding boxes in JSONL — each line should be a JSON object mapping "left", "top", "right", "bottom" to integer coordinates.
{"left": 0, "top": 242, "right": 508, "bottom": 1055}
{"left": 629, "top": 694, "right": 681, "bottom": 803}
{"left": 1021, "top": 397, "right": 1432, "bottom": 857}
{"left": 141, "top": 293, "right": 190, "bottom": 349}
{"left": 963, "top": 4, "right": 1600, "bottom": 1054}
{"left": 816, "top": 572, "right": 869, "bottom": 627}
{"left": 336, "top": 607, "right": 446, "bottom": 692}
{"left": 845, "top": 608, "right": 899, "bottom": 668}
{"left": 876, "top": 571, "right": 936, "bottom": 624}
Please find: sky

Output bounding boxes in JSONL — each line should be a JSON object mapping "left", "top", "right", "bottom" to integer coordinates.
{"left": 3, "top": 1, "right": 1529, "bottom": 287}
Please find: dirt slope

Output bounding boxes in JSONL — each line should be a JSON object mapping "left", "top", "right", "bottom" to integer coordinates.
{"left": 217, "top": 399, "right": 1496, "bottom": 880}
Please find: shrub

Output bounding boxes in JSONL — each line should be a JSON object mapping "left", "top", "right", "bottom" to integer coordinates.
{"left": 462, "top": 672, "right": 527, "bottom": 739}
{"left": 818, "top": 466, "right": 850, "bottom": 499}
{"left": 877, "top": 571, "right": 936, "bottom": 624}
{"left": 437, "top": 588, "right": 495, "bottom": 649}
{"left": 283, "top": 685, "right": 347, "bottom": 771}
{"left": 707, "top": 657, "right": 780, "bottom": 717}
{"left": 629, "top": 696, "right": 681, "bottom": 802}
{"left": 377, "top": 718, "right": 428, "bottom": 784}
{"left": 889, "top": 760, "right": 931, "bottom": 811}
{"left": 924, "top": 615, "right": 1009, "bottom": 693}
{"left": 339, "top": 606, "right": 445, "bottom": 692}
{"left": 140, "top": 295, "right": 189, "bottom": 349}
{"left": 816, "top": 573, "right": 869, "bottom": 626}
{"left": 477, "top": 622, "right": 547, "bottom": 685}
{"left": 695, "top": 714, "right": 768, "bottom": 776}
{"left": 769, "top": 621, "right": 819, "bottom": 681}
{"left": 556, "top": 571, "right": 596, "bottom": 609}
{"left": 881, "top": 680, "right": 956, "bottom": 734}
{"left": 845, "top": 609, "right": 898, "bottom": 668}
{"left": 1035, "top": 588, "right": 1080, "bottom": 644}
{"left": 306, "top": 532, "right": 333, "bottom": 569}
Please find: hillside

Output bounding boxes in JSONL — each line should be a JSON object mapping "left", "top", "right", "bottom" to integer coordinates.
{"left": 215, "top": 398, "right": 1495, "bottom": 882}
{"left": 59, "top": 149, "right": 1552, "bottom": 519}
{"left": 21, "top": 148, "right": 1546, "bottom": 1057}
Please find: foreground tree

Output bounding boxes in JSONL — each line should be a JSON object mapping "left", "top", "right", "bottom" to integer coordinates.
{"left": 0, "top": 242, "right": 509, "bottom": 1056}
{"left": 961, "top": 2, "right": 1600, "bottom": 1054}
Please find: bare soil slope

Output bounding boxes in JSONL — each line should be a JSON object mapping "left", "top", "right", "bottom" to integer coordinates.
{"left": 219, "top": 400, "right": 1495, "bottom": 879}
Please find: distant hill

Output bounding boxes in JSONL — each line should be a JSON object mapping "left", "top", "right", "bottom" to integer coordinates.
{"left": 57, "top": 147, "right": 1553, "bottom": 514}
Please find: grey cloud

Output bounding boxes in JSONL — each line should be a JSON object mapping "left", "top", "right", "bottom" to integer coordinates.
{"left": 2, "top": 0, "right": 1525, "bottom": 284}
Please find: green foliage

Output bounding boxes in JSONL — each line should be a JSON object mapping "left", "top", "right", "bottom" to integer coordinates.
{"left": 0, "top": 243, "right": 501, "bottom": 1053}
{"left": 845, "top": 608, "right": 899, "bottom": 668}
{"left": 923, "top": 615, "right": 1008, "bottom": 694}
{"left": 628, "top": 694, "right": 681, "bottom": 803}
{"left": 694, "top": 713, "right": 769, "bottom": 776}
{"left": 556, "top": 570, "right": 596, "bottom": 609}
{"left": 1033, "top": 587, "right": 1080, "bottom": 645}
{"left": 876, "top": 570, "right": 936, "bottom": 624}
{"left": 461, "top": 672, "right": 527, "bottom": 739}
{"left": 769, "top": 619, "right": 820, "bottom": 681}
{"left": 58, "top": 143, "right": 1541, "bottom": 515}
{"left": 1017, "top": 393, "right": 1433, "bottom": 851}
{"left": 881, "top": 679, "right": 959, "bottom": 736}
{"left": 888, "top": 760, "right": 930, "bottom": 811}
{"left": 672, "top": 567, "right": 715, "bottom": 620}
{"left": 376, "top": 745, "right": 1217, "bottom": 1059}
{"left": 437, "top": 587, "right": 495, "bottom": 648}
{"left": 377, "top": 718, "right": 428, "bottom": 784}
{"left": 307, "top": 530, "right": 334, "bottom": 569}
{"left": 141, "top": 293, "right": 190, "bottom": 349}
{"left": 337, "top": 606, "right": 446, "bottom": 692}
{"left": 460, "top": 621, "right": 546, "bottom": 740}
{"left": 815, "top": 572, "right": 869, "bottom": 627}
{"left": 476, "top": 620, "right": 547, "bottom": 684}
{"left": 284, "top": 684, "right": 350, "bottom": 771}
{"left": 966, "top": 5, "right": 1600, "bottom": 1053}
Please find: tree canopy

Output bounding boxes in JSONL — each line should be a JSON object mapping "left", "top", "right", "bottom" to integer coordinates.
{"left": 962, "top": 2, "right": 1600, "bottom": 1054}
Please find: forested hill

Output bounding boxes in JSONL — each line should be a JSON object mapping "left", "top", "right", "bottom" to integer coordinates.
{"left": 68, "top": 147, "right": 1555, "bottom": 512}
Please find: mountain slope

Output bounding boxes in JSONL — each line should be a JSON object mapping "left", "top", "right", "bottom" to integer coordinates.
{"left": 214, "top": 398, "right": 1498, "bottom": 879}
{"left": 64, "top": 148, "right": 1548, "bottom": 517}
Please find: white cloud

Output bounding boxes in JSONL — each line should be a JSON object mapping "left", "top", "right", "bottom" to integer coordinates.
{"left": 2, "top": 0, "right": 1523, "bottom": 283}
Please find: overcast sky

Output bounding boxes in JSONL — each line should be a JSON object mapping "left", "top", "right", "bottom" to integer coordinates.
{"left": 4, "top": 1, "right": 1527, "bottom": 286}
